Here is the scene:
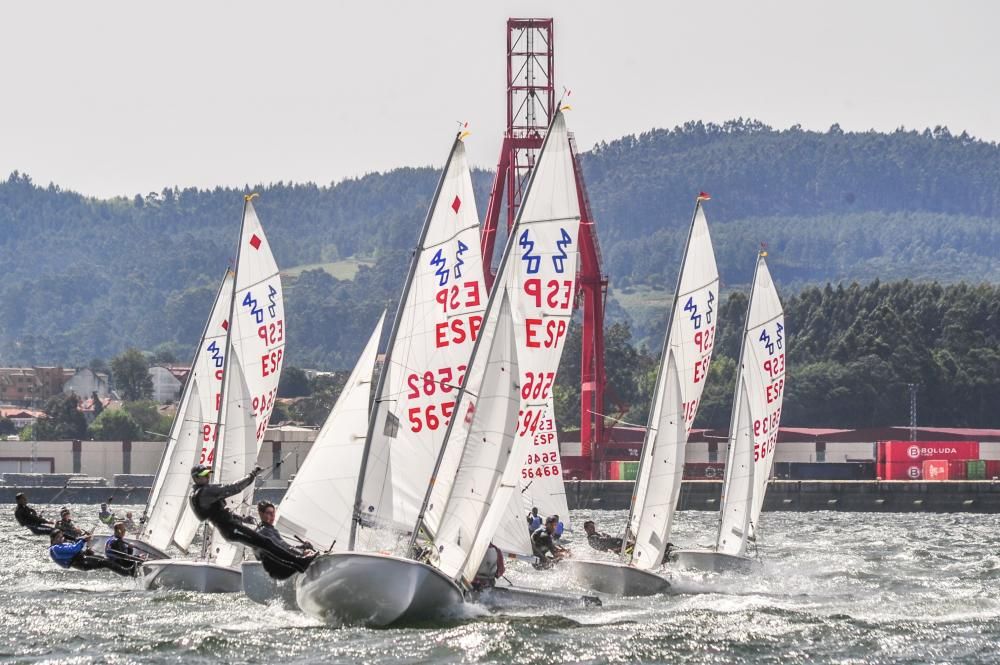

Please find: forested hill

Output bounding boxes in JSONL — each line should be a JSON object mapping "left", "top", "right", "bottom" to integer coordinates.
{"left": 1, "top": 119, "right": 998, "bottom": 368}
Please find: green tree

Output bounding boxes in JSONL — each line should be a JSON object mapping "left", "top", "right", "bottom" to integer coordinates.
{"left": 0, "top": 417, "right": 16, "bottom": 436}
{"left": 91, "top": 391, "right": 104, "bottom": 418}
{"left": 33, "top": 394, "right": 88, "bottom": 440}
{"left": 111, "top": 348, "right": 153, "bottom": 401}
{"left": 278, "top": 367, "right": 312, "bottom": 398}
{"left": 122, "top": 400, "right": 165, "bottom": 438}
{"left": 89, "top": 409, "right": 142, "bottom": 441}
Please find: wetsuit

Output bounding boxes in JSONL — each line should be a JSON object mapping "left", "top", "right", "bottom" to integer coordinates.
{"left": 49, "top": 539, "right": 135, "bottom": 577}
{"left": 190, "top": 472, "right": 312, "bottom": 570}
{"left": 14, "top": 504, "right": 54, "bottom": 535}
{"left": 54, "top": 519, "right": 85, "bottom": 541}
{"left": 587, "top": 531, "right": 624, "bottom": 553}
{"left": 254, "top": 523, "right": 315, "bottom": 579}
{"left": 105, "top": 536, "right": 139, "bottom": 574}
{"left": 530, "top": 526, "right": 561, "bottom": 568}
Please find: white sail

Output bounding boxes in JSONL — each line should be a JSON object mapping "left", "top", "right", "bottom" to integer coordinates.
{"left": 716, "top": 378, "right": 755, "bottom": 556}
{"left": 354, "top": 136, "right": 486, "bottom": 551}
{"left": 431, "top": 294, "right": 520, "bottom": 579}
{"left": 515, "top": 398, "right": 568, "bottom": 529}
{"left": 626, "top": 201, "right": 720, "bottom": 569}
{"left": 276, "top": 312, "right": 385, "bottom": 551}
{"left": 414, "top": 111, "right": 580, "bottom": 583}
{"left": 716, "top": 254, "right": 785, "bottom": 556}
{"left": 141, "top": 380, "right": 204, "bottom": 551}
{"left": 208, "top": 358, "right": 259, "bottom": 567}
{"left": 168, "top": 272, "right": 237, "bottom": 552}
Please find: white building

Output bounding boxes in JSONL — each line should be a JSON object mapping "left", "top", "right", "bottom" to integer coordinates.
{"left": 149, "top": 366, "right": 187, "bottom": 403}
{"left": 63, "top": 368, "right": 110, "bottom": 399}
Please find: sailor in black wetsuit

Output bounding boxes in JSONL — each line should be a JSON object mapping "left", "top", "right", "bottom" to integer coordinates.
{"left": 188, "top": 464, "right": 315, "bottom": 571}
{"left": 530, "top": 515, "right": 569, "bottom": 568}
{"left": 14, "top": 493, "right": 55, "bottom": 535}
{"left": 54, "top": 508, "right": 88, "bottom": 541}
{"left": 105, "top": 522, "right": 142, "bottom": 574}
{"left": 582, "top": 520, "right": 625, "bottom": 553}
{"left": 48, "top": 530, "right": 135, "bottom": 577}
{"left": 254, "top": 500, "right": 317, "bottom": 579}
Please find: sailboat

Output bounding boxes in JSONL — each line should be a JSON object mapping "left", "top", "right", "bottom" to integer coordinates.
{"left": 671, "top": 250, "right": 786, "bottom": 572}
{"left": 569, "top": 195, "right": 719, "bottom": 596}
{"left": 142, "top": 195, "right": 286, "bottom": 592}
{"left": 242, "top": 312, "right": 385, "bottom": 606}
{"left": 296, "top": 110, "right": 582, "bottom": 626}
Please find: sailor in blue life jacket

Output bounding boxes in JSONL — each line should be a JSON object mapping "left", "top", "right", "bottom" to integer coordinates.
{"left": 188, "top": 464, "right": 318, "bottom": 571}
{"left": 526, "top": 506, "right": 542, "bottom": 533}
{"left": 48, "top": 529, "right": 135, "bottom": 577}
{"left": 97, "top": 502, "right": 116, "bottom": 527}
{"left": 551, "top": 514, "right": 565, "bottom": 541}
{"left": 14, "top": 493, "right": 55, "bottom": 536}
{"left": 253, "top": 501, "right": 318, "bottom": 579}
{"left": 105, "top": 522, "right": 141, "bottom": 574}
{"left": 530, "top": 515, "right": 569, "bottom": 568}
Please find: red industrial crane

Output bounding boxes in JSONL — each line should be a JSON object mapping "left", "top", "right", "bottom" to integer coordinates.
{"left": 480, "top": 18, "right": 610, "bottom": 479}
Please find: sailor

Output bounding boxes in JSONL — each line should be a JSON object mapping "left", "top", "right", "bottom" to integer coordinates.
{"left": 189, "top": 464, "right": 316, "bottom": 571}
{"left": 105, "top": 522, "right": 142, "bottom": 574}
{"left": 54, "top": 508, "right": 87, "bottom": 541}
{"left": 526, "top": 506, "right": 542, "bottom": 533}
{"left": 530, "top": 515, "right": 568, "bottom": 567}
{"left": 122, "top": 512, "right": 137, "bottom": 532}
{"left": 582, "top": 520, "right": 625, "bottom": 553}
{"left": 471, "top": 542, "right": 505, "bottom": 590}
{"left": 253, "top": 500, "right": 317, "bottom": 579}
{"left": 14, "top": 493, "right": 55, "bottom": 535}
{"left": 97, "top": 502, "right": 116, "bottom": 527}
{"left": 48, "top": 530, "right": 135, "bottom": 577}
{"left": 551, "top": 514, "right": 565, "bottom": 541}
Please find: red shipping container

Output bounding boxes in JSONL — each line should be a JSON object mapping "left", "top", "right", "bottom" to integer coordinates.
{"left": 881, "top": 440, "right": 980, "bottom": 466}
{"left": 882, "top": 461, "right": 925, "bottom": 480}
{"left": 923, "top": 460, "right": 949, "bottom": 480}
{"left": 987, "top": 460, "right": 1000, "bottom": 480}
{"left": 607, "top": 461, "right": 621, "bottom": 481}
{"left": 948, "top": 459, "right": 967, "bottom": 480}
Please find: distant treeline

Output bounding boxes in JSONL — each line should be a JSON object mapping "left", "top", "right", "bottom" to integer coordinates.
{"left": 1, "top": 119, "right": 999, "bottom": 373}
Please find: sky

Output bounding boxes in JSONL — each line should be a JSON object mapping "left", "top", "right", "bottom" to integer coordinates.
{"left": 1, "top": 1, "right": 997, "bottom": 199}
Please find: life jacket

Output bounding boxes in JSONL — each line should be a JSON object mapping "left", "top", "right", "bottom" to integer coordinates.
{"left": 49, "top": 540, "right": 85, "bottom": 568}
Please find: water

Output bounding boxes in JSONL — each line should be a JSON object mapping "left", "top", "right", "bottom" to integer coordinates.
{"left": 5, "top": 505, "right": 1000, "bottom": 664}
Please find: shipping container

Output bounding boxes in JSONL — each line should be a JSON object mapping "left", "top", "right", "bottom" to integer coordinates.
{"left": 966, "top": 459, "right": 986, "bottom": 480}
{"left": 620, "top": 461, "right": 639, "bottom": 481}
{"left": 784, "top": 462, "right": 876, "bottom": 480}
{"left": 881, "top": 461, "right": 925, "bottom": 480}
{"left": 880, "top": 440, "right": 980, "bottom": 466}
{"left": 948, "top": 459, "right": 967, "bottom": 480}
{"left": 986, "top": 460, "right": 1000, "bottom": 480}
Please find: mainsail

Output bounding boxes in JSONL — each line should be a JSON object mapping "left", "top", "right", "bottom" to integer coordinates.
{"left": 417, "top": 110, "right": 582, "bottom": 585}
{"left": 716, "top": 253, "right": 785, "bottom": 557}
{"left": 351, "top": 134, "right": 486, "bottom": 552}
{"left": 140, "top": 271, "right": 234, "bottom": 552}
{"left": 275, "top": 313, "right": 385, "bottom": 551}
{"left": 625, "top": 199, "right": 720, "bottom": 570}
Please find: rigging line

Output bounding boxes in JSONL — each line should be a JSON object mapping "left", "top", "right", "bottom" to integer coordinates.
{"left": 587, "top": 409, "right": 649, "bottom": 430}
{"left": 422, "top": 223, "right": 483, "bottom": 250}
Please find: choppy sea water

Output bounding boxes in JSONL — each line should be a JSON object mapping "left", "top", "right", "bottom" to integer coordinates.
{"left": 4, "top": 504, "right": 1000, "bottom": 664}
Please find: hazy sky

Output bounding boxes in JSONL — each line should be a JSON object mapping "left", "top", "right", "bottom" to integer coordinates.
{"left": 2, "top": 1, "right": 997, "bottom": 199}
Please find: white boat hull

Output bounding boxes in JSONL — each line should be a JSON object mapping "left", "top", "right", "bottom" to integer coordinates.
{"left": 468, "top": 584, "right": 602, "bottom": 608}
{"left": 89, "top": 535, "right": 170, "bottom": 562}
{"left": 670, "top": 549, "right": 757, "bottom": 573}
{"left": 296, "top": 552, "right": 464, "bottom": 627}
{"left": 567, "top": 559, "right": 671, "bottom": 596}
{"left": 241, "top": 561, "right": 299, "bottom": 608}
{"left": 141, "top": 559, "right": 242, "bottom": 593}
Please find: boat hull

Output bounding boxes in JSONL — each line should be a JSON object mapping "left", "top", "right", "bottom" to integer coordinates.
{"left": 468, "top": 584, "right": 602, "bottom": 608}
{"left": 89, "top": 535, "right": 170, "bottom": 562}
{"left": 241, "top": 560, "right": 299, "bottom": 608}
{"left": 141, "top": 559, "right": 242, "bottom": 593}
{"left": 296, "top": 552, "right": 464, "bottom": 627}
{"left": 567, "top": 559, "right": 671, "bottom": 596}
{"left": 670, "top": 549, "right": 757, "bottom": 573}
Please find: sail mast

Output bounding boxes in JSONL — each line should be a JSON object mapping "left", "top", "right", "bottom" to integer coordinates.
{"left": 714, "top": 251, "right": 764, "bottom": 550}
{"left": 621, "top": 196, "right": 704, "bottom": 562}
{"left": 348, "top": 135, "right": 463, "bottom": 551}
{"left": 198, "top": 194, "right": 251, "bottom": 559}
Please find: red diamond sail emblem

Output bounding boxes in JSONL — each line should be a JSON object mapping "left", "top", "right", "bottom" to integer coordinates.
{"left": 451, "top": 196, "right": 461, "bottom": 213}
{"left": 249, "top": 234, "right": 262, "bottom": 249}
{"left": 221, "top": 319, "right": 229, "bottom": 330}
